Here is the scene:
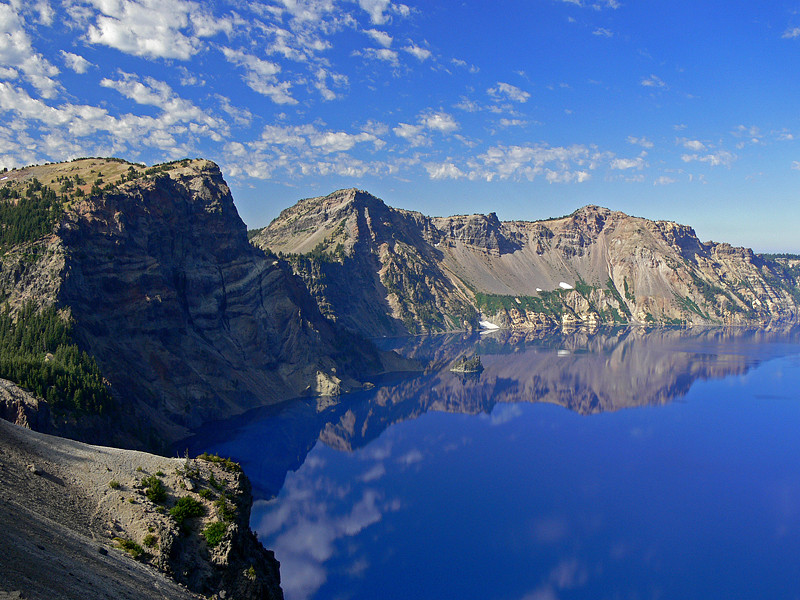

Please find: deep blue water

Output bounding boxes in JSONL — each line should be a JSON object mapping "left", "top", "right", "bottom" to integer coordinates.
{"left": 189, "top": 327, "right": 800, "bottom": 600}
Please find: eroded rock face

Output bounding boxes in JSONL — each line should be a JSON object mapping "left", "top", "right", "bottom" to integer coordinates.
{"left": 256, "top": 193, "right": 800, "bottom": 335}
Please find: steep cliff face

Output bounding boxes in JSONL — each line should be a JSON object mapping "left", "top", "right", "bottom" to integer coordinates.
{"left": 256, "top": 193, "right": 800, "bottom": 336}
{"left": 253, "top": 189, "right": 477, "bottom": 336}
{"left": 0, "top": 160, "right": 399, "bottom": 449}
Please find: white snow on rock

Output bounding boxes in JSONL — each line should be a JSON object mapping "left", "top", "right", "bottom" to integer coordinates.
{"left": 559, "top": 282, "right": 574, "bottom": 290}
{"left": 479, "top": 320, "right": 500, "bottom": 330}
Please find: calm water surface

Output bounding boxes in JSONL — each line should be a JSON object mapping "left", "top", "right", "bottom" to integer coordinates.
{"left": 188, "top": 327, "right": 800, "bottom": 600}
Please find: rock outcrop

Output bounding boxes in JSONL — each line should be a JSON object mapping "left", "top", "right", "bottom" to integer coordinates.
{"left": 254, "top": 192, "right": 800, "bottom": 336}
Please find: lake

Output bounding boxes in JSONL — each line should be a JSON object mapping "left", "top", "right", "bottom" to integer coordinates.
{"left": 186, "top": 326, "right": 800, "bottom": 600}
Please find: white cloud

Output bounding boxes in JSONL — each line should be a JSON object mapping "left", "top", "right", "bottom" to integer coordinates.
{"left": 610, "top": 157, "right": 646, "bottom": 170}
{"left": 488, "top": 82, "right": 530, "bottom": 103}
{"left": 464, "top": 143, "right": 598, "bottom": 183}
{"left": 357, "top": 0, "right": 410, "bottom": 25}
{"left": 60, "top": 51, "right": 92, "bottom": 74}
{"left": 593, "top": 27, "right": 613, "bottom": 37}
{"left": 364, "top": 28, "right": 392, "bottom": 47}
{"left": 783, "top": 27, "right": 800, "bottom": 39}
{"left": 682, "top": 139, "right": 706, "bottom": 151}
{"left": 403, "top": 44, "right": 431, "bottom": 61}
{"left": 421, "top": 111, "right": 458, "bottom": 133}
{"left": 641, "top": 74, "right": 666, "bottom": 88}
{"left": 792, "top": 161, "right": 800, "bottom": 171}
{"left": 221, "top": 46, "right": 296, "bottom": 105}
{"left": 654, "top": 176, "right": 676, "bottom": 185}
{"left": 499, "top": 118, "right": 527, "bottom": 127}
{"left": 80, "top": 0, "right": 232, "bottom": 61}
{"left": 681, "top": 150, "right": 736, "bottom": 167}
{"left": 0, "top": 4, "right": 60, "bottom": 98}
{"left": 627, "top": 136, "right": 654, "bottom": 148}
{"left": 451, "top": 58, "right": 479, "bottom": 73}
{"left": 425, "top": 162, "right": 464, "bottom": 179}
{"left": 360, "top": 47, "right": 400, "bottom": 66}
{"left": 0, "top": 80, "right": 225, "bottom": 161}
{"left": 393, "top": 122, "right": 427, "bottom": 145}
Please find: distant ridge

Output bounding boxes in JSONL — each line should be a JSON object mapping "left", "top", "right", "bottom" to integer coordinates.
{"left": 252, "top": 188, "right": 800, "bottom": 336}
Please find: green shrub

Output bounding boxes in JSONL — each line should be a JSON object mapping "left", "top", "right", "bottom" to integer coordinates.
{"left": 143, "top": 533, "right": 158, "bottom": 548}
{"left": 198, "top": 489, "right": 214, "bottom": 500}
{"left": 114, "top": 537, "right": 144, "bottom": 559}
{"left": 214, "top": 493, "right": 236, "bottom": 522}
{"left": 142, "top": 475, "right": 167, "bottom": 503}
{"left": 202, "top": 521, "right": 227, "bottom": 547}
{"left": 108, "top": 480, "right": 120, "bottom": 489}
{"left": 170, "top": 496, "right": 205, "bottom": 525}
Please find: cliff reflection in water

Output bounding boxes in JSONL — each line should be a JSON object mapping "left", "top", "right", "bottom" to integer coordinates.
{"left": 186, "top": 325, "right": 799, "bottom": 499}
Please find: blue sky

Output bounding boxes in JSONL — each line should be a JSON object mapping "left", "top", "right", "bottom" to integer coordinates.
{"left": 1, "top": 0, "right": 800, "bottom": 251}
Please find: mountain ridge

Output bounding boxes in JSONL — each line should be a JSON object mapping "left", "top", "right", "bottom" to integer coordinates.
{"left": 253, "top": 189, "right": 800, "bottom": 336}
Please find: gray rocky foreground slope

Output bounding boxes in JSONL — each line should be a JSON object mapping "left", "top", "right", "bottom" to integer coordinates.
{"left": 0, "top": 415, "right": 282, "bottom": 600}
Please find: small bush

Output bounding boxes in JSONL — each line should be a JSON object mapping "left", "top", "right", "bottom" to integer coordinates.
{"left": 170, "top": 496, "right": 205, "bottom": 525}
{"left": 202, "top": 521, "right": 227, "bottom": 547}
{"left": 214, "top": 493, "right": 236, "bottom": 522}
{"left": 108, "top": 480, "right": 120, "bottom": 489}
{"left": 143, "top": 533, "right": 158, "bottom": 548}
{"left": 245, "top": 565, "right": 257, "bottom": 581}
{"left": 155, "top": 471, "right": 165, "bottom": 477}
{"left": 114, "top": 537, "right": 144, "bottom": 559}
{"left": 198, "top": 489, "right": 214, "bottom": 500}
{"left": 142, "top": 475, "right": 167, "bottom": 503}
{"left": 209, "top": 472, "right": 224, "bottom": 491}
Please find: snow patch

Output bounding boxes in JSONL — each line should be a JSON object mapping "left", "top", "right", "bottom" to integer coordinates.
{"left": 479, "top": 320, "right": 500, "bottom": 330}
{"left": 559, "top": 282, "right": 574, "bottom": 290}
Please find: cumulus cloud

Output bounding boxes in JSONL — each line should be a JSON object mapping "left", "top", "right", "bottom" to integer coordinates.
{"left": 79, "top": 0, "right": 232, "bottom": 60}
{"left": 463, "top": 143, "right": 599, "bottom": 183}
{"left": 627, "top": 135, "right": 654, "bottom": 148}
{"left": 0, "top": 80, "right": 224, "bottom": 162}
{"left": 641, "top": 74, "right": 666, "bottom": 88}
{"left": 425, "top": 161, "right": 464, "bottom": 179}
{"left": 421, "top": 111, "right": 458, "bottom": 133}
{"left": 60, "top": 51, "right": 93, "bottom": 74}
{"left": 357, "top": 0, "right": 410, "bottom": 25}
{"left": 364, "top": 28, "right": 393, "bottom": 47}
{"left": 403, "top": 43, "right": 431, "bottom": 61}
{"left": 393, "top": 122, "right": 427, "bottom": 146}
{"left": 0, "top": 4, "right": 60, "bottom": 98}
{"left": 359, "top": 47, "right": 400, "bottom": 66}
{"left": 681, "top": 139, "right": 706, "bottom": 151}
{"left": 610, "top": 156, "right": 646, "bottom": 170}
{"left": 488, "top": 81, "right": 530, "bottom": 103}
{"left": 221, "top": 46, "right": 296, "bottom": 104}
{"left": 681, "top": 150, "right": 736, "bottom": 167}
{"left": 783, "top": 27, "right": 800, "bottom": 39}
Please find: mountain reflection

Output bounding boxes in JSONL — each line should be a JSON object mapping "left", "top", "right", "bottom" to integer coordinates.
{"left": 184, "top": 326, "right": 799, "bottom": 498}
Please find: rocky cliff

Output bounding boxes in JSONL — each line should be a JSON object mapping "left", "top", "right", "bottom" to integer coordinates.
{"left": 0, "top": 160, "right": 405, "bottom": 449}
{"left": 253, "top": 190, "right": 800, "bottom": 336}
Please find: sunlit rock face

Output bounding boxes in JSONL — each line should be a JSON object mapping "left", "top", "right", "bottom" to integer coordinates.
{"left": 255, "top": 192, "right": 800, "bottom": 336}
